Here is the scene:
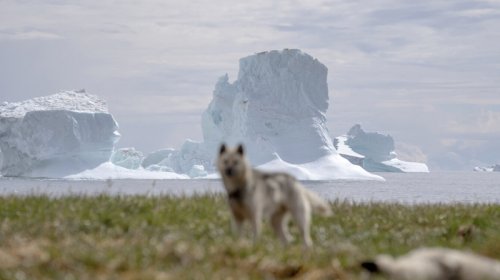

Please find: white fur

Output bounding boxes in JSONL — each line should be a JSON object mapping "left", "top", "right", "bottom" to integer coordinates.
{"left": 366, "top": 247, "right": 500, "bottom": 280}
{"left": 218, "top": 144, "right": 331, "bottom": 248}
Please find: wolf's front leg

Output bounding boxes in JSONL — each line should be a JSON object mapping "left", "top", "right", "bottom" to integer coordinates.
{"left": 250, "top": 209, "right": 262, "bottom": 244}
{"left": 231, "top": 216, "right": 244, "bottom": 237}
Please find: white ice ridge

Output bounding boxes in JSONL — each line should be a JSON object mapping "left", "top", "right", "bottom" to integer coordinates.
{"left": 143, "top": 49, "right": 383, "bottom": 180}
{"left": 0, "top": 89, "right": 108, "bottom": 118}
{"left": 0, "top": 90, "right": 120, "bottom": 177}
{"left": 334, "top": 124, "right": 429, "bottom": 173}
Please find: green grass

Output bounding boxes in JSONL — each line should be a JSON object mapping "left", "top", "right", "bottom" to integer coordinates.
{"left": 0, "top": 195, "right": 498, "bottom": 279}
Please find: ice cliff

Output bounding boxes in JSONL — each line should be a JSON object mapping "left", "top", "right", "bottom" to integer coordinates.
{"left": 0, "top": 91, "right": 120, "bottom": 177}
{"left": 202, "top": 50, "right": 332, "bottom": 164}
{"left": 334, "top": 124, "right": 429, "bottom": 172}
{"left": 143, "top": 49, "right": 382, "bottom": 180}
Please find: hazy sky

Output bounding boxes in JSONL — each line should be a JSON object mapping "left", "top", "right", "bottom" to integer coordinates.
{"left": 1, "top": 0, "right": 499, "bottom": 170}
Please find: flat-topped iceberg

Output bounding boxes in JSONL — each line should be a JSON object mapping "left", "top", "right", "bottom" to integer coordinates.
{"left": 334, "top": 124, "right": 429, "bottom": 173}
{"left": 145, "top": 49, "right": 382, "bottom": 180}
{"left": 0, "top": 91, "right": 190, "bottom": 179}
{"left": 0, "top": 90, "right": 121, "bottom": 177}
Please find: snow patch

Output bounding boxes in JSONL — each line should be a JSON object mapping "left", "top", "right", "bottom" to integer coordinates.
{"left": 65, "top": 162, "right": 188, "bottom": 180}
{"left": 257, "top": 153, "right": 383, "bottom": 181}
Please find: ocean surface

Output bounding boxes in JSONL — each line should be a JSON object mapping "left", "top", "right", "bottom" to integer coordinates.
{"left": 0, "top": 172, "right": 499, "bottom": 204}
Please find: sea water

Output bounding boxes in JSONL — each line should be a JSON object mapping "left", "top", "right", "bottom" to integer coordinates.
{"left": 0, "top": 172, "right": 499, "bottom": 204}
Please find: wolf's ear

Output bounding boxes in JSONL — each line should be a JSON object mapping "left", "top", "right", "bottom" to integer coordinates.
{"left": 236, "top": 144, "right": 244, "bottom": 155}
{"left": 219, "top": 143, "right": 227, "bottom": 155}
{"left": 361, "top": 261, "right": 380, "bottom": 273}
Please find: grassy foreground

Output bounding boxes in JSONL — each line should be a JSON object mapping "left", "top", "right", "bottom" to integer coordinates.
{"left": 0, "top": 195, "right": 499, "bottom": 279}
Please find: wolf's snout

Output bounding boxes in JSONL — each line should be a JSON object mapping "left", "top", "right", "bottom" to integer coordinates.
{"left": 225, "top": 168, "right": 234, "bottom": 177}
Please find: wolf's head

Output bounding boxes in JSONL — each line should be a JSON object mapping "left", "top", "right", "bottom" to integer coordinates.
{"left": 217, "top": 143, "right": 249, "bottom": 179}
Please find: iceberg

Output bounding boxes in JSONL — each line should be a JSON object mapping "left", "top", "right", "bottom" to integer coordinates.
{"left": 334, "top": 124, "right": 429, "bottom": 173}
{"left": 0, "top": 90, "right": 120, "bottom": 177}
{"left": 110, "top": 147, "right": 144, "bottom": 170}
{"left": 141, "top": 148, "right": 175, "bottom": 169}
{"left": 473, "top": 164, "right": 500, "bottom": 172}
{"left": 0, "top": 50, "right": 385, "bottom": 181}
{"left": 0, "top": 91, "right": 187, "bottom": 179}
{"left": 203, "top": 50, "right": 332, "bottom": 165}
{"left": 153, "top": 49, "right": 382, "bottom": 180}
{"left": 188, "top": 164, "right": 208, "bottom": 178}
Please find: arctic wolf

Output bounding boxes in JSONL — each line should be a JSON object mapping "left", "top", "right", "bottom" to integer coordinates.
{"left": 217, "top": 144, "right": 331, "bottom": 248}
{"left": 361, "top": 247, "right": 500, "bottom": 280}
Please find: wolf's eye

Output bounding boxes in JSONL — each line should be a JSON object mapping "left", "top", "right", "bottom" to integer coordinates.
{"left": 224, "top": 159, "right": 229, "bottom": 165}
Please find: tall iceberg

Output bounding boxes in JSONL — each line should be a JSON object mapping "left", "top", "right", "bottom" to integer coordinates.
{"left": 203, "top": 50, "right": 332, "bottom": 164}
{"left": 147, "top": 49, "right": 382, "bottom": 180}
{"left": 0, "top": 91, "right": 120, "bottom": 177}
